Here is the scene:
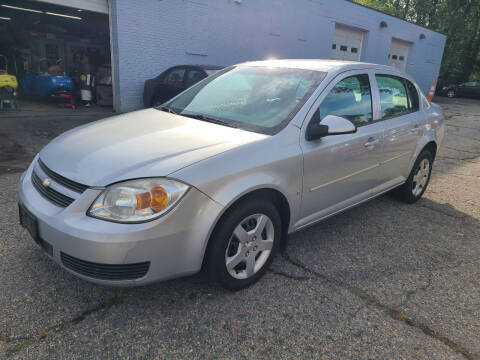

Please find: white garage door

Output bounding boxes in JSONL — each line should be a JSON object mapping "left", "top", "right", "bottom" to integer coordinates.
{"left": 332, "top": 24, "right": 364, "bottom": 61}
{"left": 389, "top": 39, "right": 411, "bottom": 71}
{"left": 32, "top": 0, "right": 108, "bottom": 14}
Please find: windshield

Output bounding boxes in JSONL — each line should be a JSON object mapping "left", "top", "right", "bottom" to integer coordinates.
{"left": 165, "top": 66, "right": 326, "bottom": 134}
{"left": 204, "top": 69, "right": 221, "bottom": 76}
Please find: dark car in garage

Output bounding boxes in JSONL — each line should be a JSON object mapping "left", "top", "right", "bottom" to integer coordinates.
{"left": 441, "top": 80, "right": 480, "bottom": 99}
{"left": 143, "top": 64, "right": 223, "bottom": 108}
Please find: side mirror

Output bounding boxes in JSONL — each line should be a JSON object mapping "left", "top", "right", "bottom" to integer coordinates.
{"left": 306, "top": 114, "right": 357, "bottom": 141}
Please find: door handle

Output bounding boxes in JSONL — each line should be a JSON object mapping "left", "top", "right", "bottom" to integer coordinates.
{"left": 364, "top": 137, "right": 380, "bottom": 148}
{"left": 410, "top": 124, "right": 420, "bottom": 133}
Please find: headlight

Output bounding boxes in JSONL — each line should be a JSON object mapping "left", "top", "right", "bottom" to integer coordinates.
{"left": 442, "top": 87, "right": 447, "bottom": 90}
{"left": 88, "top": 178, "right": 189, "bottom": 223}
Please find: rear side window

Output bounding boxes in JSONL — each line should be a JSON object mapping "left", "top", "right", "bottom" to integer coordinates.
{"left": 186, "top": 69, "right": 206, "bottom": 88}
{"left": 319, "top": 74, "right": 373, "bottom": 127}
{"left": 405, "top": 80, "right": 419, "bottom": 112}
{"left": 375, "top": 75, "right": 410, "bottom": 119}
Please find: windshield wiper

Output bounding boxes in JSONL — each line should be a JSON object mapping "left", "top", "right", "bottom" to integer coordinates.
{"left": 159, "top": 105, "right": 177, "bottom": 115}
{"left": 181, "top": 113, "right": 237, "bottom": 128}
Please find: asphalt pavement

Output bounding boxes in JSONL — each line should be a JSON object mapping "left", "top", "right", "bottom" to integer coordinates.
{"left": 0, "top": 98, "right": 479, "bottom": 359}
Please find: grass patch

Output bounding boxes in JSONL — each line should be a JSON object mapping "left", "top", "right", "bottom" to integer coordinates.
{"left": 0, "top": 335, "right": 10, "bottom": 343}
{"left": 14, "top": 340, "right": 34, "bottom": 353}
{"left": 105, "top": 288, "right": 126, "bottom": 307}
{"left": 35, "top": 329, "right": 51, "bottom": 340}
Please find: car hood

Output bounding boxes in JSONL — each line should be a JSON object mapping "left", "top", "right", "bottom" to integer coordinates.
{"left": 39, "top": 109, "right": 267, "bottom": 186}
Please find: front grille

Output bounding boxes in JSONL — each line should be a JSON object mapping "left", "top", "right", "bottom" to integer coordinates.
{"left": 38, "top": 159, "right": 89, "bottom": 193}
{"left": 31, "top": 171, "right": 74, "bottom": 207}
{"left": 61, "top": 252, "right": 150, "bottom": 281}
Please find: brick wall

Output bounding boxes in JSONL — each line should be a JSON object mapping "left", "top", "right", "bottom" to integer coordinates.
{"left": 109, "top": 0, "right": 446, "bottom": 112}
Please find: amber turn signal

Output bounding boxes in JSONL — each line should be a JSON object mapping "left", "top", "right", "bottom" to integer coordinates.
{"left": 150, "top": 186, "right": 169, "bottom": 212}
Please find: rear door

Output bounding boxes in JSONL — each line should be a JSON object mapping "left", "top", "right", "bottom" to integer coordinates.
{"left": 375, "top": 74, "right": 424, "bottom": 183}
{"left": 298, "top": 70, "right": 384, "bottom": 227}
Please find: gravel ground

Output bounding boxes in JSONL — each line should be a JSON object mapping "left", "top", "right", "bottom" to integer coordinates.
{"left": 0, "top": 98, "right": 479, "bottom": 359}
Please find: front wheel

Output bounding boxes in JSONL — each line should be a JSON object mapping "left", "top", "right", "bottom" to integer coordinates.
{"left": 447, "top": 89, "right": 456, "bottom": 98}
{"left": 394, "top": 150, "right": 433, "bottom": 203}
{"left": 206, "top": 198, "right": 281, "bottom": 290}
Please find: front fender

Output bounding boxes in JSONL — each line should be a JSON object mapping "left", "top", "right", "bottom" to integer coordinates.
{"left": 171, "top": 125, "right": 304, "bottom": 233}
{"left": 203, "top": 175, "right": 297, "bottom": 225}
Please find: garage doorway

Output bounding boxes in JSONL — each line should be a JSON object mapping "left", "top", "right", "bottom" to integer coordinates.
{"left": 331, "top": 24, "right": 364, "bottom": 61}
{"left": 388, "top": 38, "right": 411, "bottom": 72}
{"left": 0, "top": 0, "right": 112, "bottom": 113}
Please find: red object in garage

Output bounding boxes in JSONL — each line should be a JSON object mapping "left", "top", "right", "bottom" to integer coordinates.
{"left": 58, "top": 93, "right": 75, "bottom": 109}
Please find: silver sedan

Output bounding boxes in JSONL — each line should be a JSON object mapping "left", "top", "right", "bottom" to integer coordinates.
{"left": 18, "top": 60, "right": 445, "bottom": 290}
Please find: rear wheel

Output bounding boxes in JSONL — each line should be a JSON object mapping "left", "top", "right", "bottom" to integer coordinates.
{"left": 206, "top": 198, "right": 281, "bottom": 290}
{"left": 394, "top": 150, "right": 433, "bottom": 203}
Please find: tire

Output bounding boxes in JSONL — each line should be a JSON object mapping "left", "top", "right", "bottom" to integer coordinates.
{"left": 394, "top": 150, "right": 433, "bottom": 203}
{"left": 206, "top": 197, "right": 282, "bottom": 290}
{"left": 447, "top": 89, "right": 455, "bottom": 98}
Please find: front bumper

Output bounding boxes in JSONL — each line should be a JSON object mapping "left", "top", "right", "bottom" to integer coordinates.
{"left": 17, "top": 158, "right": 224, "bottom": 286}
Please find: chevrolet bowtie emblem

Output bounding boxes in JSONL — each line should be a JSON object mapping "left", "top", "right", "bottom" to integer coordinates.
{"left": 42, "top": 178, "right": 51, "bottom": 187}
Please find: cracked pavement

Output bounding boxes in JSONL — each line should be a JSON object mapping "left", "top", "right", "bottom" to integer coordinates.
{"left": 1, "top": 97, "right": 479, "bottom": 359}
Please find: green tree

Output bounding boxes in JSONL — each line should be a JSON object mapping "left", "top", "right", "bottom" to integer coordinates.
{"left": 352, "top": 0, "right": 480, "bottom": 86}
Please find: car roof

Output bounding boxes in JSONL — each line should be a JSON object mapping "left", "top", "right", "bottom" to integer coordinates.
{"left": 238, "top": 59, "right": 397, "bottom": 73}
{"left": 198, "top": 64, "right": 224, "bottom": 70}
{"left": 169, "top": 64, "right": 224, "bottom": 70}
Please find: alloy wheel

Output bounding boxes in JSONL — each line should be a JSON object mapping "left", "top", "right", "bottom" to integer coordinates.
{"left": 412, "top": 158, "right": 430, "bottom": 196}
{"left": 225, "top": 213, "right": 274, "bottom": 279}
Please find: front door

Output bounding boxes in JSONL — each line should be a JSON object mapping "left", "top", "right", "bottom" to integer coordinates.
{"left": 159, "top": 67, "right": 187, "bottom": 102}
{"left": 298, "top": 71, "right": 384, "bottom": 228}
{"left": 457, "top": 81, "right": 476, "bottom": 98}
{"left": 473, "top": 81, "right": 480, "bottom": 98}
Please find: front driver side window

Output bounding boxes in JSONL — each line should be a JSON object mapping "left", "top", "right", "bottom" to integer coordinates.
{"left": 319, "top": 74, "right": 373, "bottom": 127}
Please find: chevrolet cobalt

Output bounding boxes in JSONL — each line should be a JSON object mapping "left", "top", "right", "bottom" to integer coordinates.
{"left": 18, "top": 60, "right": 445, "bottom": 290}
